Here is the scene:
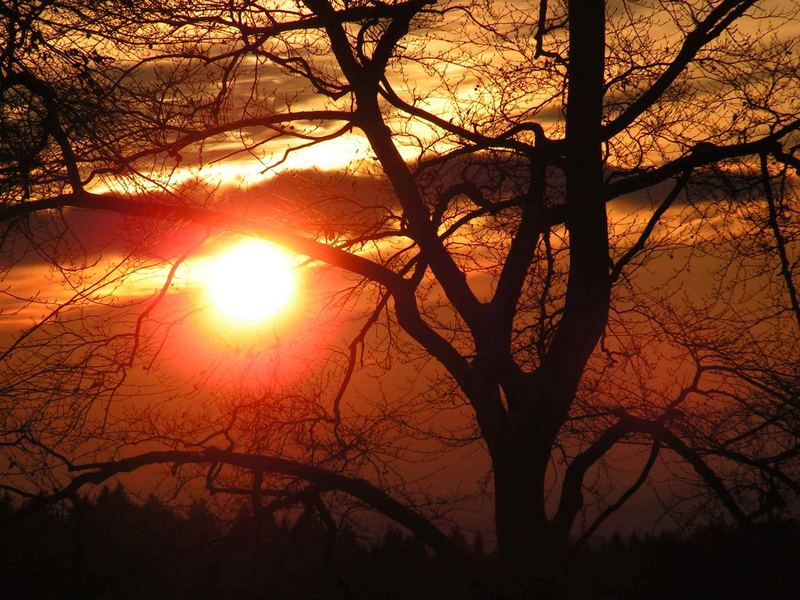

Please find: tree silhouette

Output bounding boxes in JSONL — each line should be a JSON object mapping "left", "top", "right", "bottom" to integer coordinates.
{"left": 2, "top": 0, "right": 799, "bottom": 594}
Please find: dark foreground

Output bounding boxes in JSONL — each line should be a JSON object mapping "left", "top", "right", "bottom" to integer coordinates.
{"left": 1, "top": 488, "right": 797, "bottom": 599}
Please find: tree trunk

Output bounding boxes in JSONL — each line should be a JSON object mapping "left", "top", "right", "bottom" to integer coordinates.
{"left": 492, "top": 1, "right": 608, "bottom": 593}
{"left": 493, "top": 436, "right": 562, "bottom": 593}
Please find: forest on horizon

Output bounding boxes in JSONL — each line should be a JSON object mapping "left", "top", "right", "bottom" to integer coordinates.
{"left": 2, "top": 486, "right": 799, "bottom": 599}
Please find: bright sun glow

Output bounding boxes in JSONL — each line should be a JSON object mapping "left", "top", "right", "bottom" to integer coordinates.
{"left": 204, "top": 239, "right": 296, "bottom": 323}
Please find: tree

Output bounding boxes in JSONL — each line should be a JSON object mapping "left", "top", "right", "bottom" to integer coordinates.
{"left": 2, "top": 0, "right": 800, "bottom": 594}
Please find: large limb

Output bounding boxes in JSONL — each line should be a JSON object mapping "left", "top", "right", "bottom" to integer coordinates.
{"left": 487, "top": 157, "right": 551, "bottom": 380}
{"left": 626, "top": 416, "right": 749, "bottom": 525}
{"left": 299, "top": 0, "right": 513, "bottom": 453}
{"left": 0, "top": 190, "right": 402, "bottom": 290}
{"left": 606, "top": 125, "right": 800, "bottom": 201}
{"left": 573, "top": 441, "right": 662, "bottom": 550}
{"left": 90, "top": 111, "right": 356, "bottom": 181}
{"left": 8, "top": 446, "right": 503, "bottom": 594}
{"left": 555, "top": 412, "right": 748, "bottom": 542}
{"left": 0, "top": 188, "right": 506, "bottom": 440}
{"left": 554, "top": 417, "right": 633, "bottom": 538}
{"left": 304, "top": 0, "right": 486, "bottom": 337}
{"left": 4, "top": 63, "right": 356, "bottom": 188}
{"left": 392, "top": 283, "right": 509, "bottom": 447}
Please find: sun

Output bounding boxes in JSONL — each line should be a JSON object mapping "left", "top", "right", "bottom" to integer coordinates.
{"left": 204, "top": 239, "right": 296, "bottom": 323}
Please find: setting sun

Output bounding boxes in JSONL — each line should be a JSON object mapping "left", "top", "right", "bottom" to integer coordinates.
{"left": 204, "top": 239, "right": 296, "bottom": 323}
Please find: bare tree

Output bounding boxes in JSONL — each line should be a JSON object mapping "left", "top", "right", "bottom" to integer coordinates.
{"left": 2, "top": 0, "right": 800, "bottom": 593}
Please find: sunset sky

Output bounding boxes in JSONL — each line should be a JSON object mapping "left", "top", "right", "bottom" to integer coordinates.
{"left": 1, "top": 3, "right": 799, "bottom": 577}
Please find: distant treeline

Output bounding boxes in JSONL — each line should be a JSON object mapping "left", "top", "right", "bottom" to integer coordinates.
{"left": 1, "top": 487, "right": 798, "bottom": 599}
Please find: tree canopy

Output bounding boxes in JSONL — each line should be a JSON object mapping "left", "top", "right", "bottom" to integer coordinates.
{"left": 1, "top": 0, "right": 799, "bottom": 594}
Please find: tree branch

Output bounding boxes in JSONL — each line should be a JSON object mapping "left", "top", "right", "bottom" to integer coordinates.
{"left": 610, "top": 168, "right": 692, "bottom": 282}
{"left": 603, "top": 0, "right": 758, "bottom": 140}
{"left": 626, "top": 416, "right": 749, "bottom": 525}
{"left": 606, "top": 128, "right": 800, "bottom": 200}
{"left": 8, "top": 446, "right": 501, "bottom": 593}
{"left": 0, "top": 190, "right": 404, "bottom": 291}
{"left": 761, "top": 153, "right": 800, "bottom": 330}
{"left": 572, "top": 440, "right": 661, "bottom": 551}
{"left": 554, "top": 417, "right": 631, "bottom": 535}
